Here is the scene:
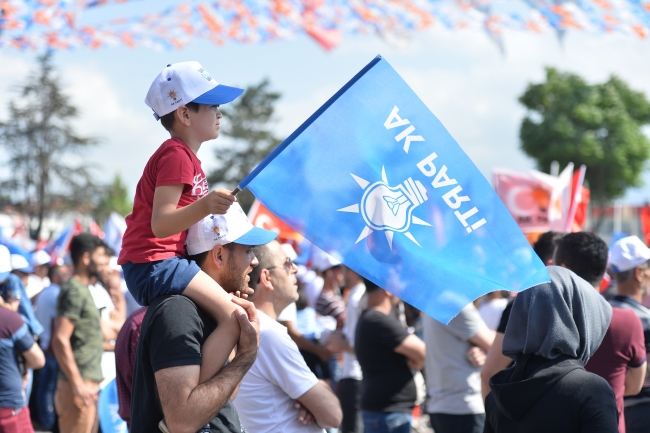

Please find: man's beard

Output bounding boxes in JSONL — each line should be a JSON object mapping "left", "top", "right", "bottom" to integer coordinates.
{"left": 221, "top": 256, "right": 247, "bottom": 294}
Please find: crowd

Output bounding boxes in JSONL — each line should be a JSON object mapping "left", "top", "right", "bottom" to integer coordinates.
{"left": 2, "top": 61, "right": 650, "bottom": 433}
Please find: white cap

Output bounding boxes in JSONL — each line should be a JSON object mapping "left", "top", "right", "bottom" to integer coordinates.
{"left": 281, "top": 243, "right": 298, "bottom": 261}
{"left": 10, "top": 254, "right": 33, "bottom": 273}
{"left": 186, "top": 203, "right": 278, "bottom": 256}
{"left": 311, "top": 247, "right": 342, "bottom": 272}
{"left": 145, "top": 61, "right": 244, "bottom": 120}
{"left": 31, "top": 250, "right": 51, "bottom": 267}
{"left": 610, "top": 235, "right": 650, "bottom": 272}
{"left": 0, "top": 245, "right": 11, "bottom": 281}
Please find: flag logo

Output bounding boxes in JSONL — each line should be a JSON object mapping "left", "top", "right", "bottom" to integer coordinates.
{"left": 338, "top": 166, "right": 432, "bottom": 250}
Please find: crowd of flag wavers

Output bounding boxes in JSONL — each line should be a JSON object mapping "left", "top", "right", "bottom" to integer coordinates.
{"left": 2, "top": 61, "right": 650, "bottom": 433}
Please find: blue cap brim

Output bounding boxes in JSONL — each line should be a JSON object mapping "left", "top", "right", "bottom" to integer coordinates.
{"left": 234, "top": 227, "right": 278, "bottom": 246}
{"left": 192, "top": 84, "right": 244, "bottom": 105}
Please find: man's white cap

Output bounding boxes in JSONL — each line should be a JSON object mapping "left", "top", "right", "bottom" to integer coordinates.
{"left": 0, "top": 245, "right": 11, "bottom": 282}
{"left": 145, "top": 61, "right": 244, "bottom": 120}
{"left": 186, "top": 203, "right": 278, "bottom": 256}
{"left": 10, "top": 254, "right": 33, "bottom": 273}
{"left": 31, "top": 250, "right": 51, "bottom": 267}
{"left": 609, "top": 235, "right": 650, "bottom": 272}
{"left": 311, "top": 247, "right": 342, "bottom": 272}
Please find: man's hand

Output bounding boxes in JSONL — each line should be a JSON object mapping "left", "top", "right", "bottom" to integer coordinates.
{"left": 294, "top": 401, "right": 315, "bottom": 425}
{"left": 202, "top": 189, "right": 236, "bottom": 215}
{"left": 233, "top": 286, "right": 254, "bottom": 300}
{"left": 466, "top": 346, "right": 487, "bottom": 368}
{"left": 73, "top": 381, "right": 99, "bottom": 407}
{"left": 231, "top": 297, "right": 260, "bottom": 362}
{"left": 327, "top": 331, "right": 346, "bottom": 354}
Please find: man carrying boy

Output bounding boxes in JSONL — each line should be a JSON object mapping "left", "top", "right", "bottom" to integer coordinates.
{"left": 118, "top": 62, "right": 250, "bottom": 405}
{"left": 130, "top": 203, "right": 278, "bottom": 432}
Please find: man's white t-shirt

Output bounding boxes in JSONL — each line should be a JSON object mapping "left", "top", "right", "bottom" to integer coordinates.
{"left": 341, "top": 283, "right": 365, "bottom": 380}
{"left": 234, "top": 311, "right": 323, "bottom": 433}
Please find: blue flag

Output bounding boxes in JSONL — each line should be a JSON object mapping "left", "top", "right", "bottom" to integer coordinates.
{"left": 240, "top": 55, "right": 549, "bottom": 323}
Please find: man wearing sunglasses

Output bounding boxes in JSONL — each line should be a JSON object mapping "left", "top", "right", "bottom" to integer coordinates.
{"left": 233, "top": 240, "right": 342, "bottom": 433}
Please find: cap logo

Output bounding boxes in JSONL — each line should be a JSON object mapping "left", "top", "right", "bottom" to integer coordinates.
{"left": 168, "top": 90, "right": 177, "bottom": 100}
{"left": 198, "top": 68, "right": 213, "bottom": 81}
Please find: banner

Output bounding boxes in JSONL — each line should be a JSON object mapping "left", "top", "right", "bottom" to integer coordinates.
{"left": 493, "top": 164, "right": 589, "bottom": 235}
{"left": 240, "top": 55, "right": 549, "bottom": 323}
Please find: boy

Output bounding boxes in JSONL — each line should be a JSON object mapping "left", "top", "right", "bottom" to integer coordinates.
{"left": 118, "top": 62, "right": 246, "bottom": 430}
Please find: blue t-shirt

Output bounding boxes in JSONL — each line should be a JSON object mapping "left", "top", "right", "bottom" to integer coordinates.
{"left": 0, "top": 308, "right": 35, "bottom": 408}
{"left": 0, "top": 273, "right": 43, "bottom": 336}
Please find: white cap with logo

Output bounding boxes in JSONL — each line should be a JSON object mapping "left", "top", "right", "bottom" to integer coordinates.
{"left": 145, "top": 61, "right": 244, "bottom": 120}
{"left": 609, "top": 235, "right": 650, "bottom": 272}
{"left": 186, "top": 203, "right": 279, "bottom": 256}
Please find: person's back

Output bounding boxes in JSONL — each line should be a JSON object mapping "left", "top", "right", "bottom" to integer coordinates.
{"left": 554, "top": 232, "right": 648, "bottom": 433}
{"left": 586, "top": 308, "right": 646, "bottom": 433}
{"left": 484, "top": 267, "right": 618, "bottom": 433}
{"left": 423, "top": 303, "right": 492, "bottom": 433}
{"left": 355, "top": 279, "right": 425, "bottom": 433}
{"left": 485, "top": 356, "right": 618, "bottom": 433}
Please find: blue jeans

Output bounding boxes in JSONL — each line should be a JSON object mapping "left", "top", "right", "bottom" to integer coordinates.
{"left": 362, "top": 411, "right": 411, "bottom": 433}
{"left": 625, "top": 401, "right": 650, "bottom": 433}
{"left": 36, "top": 354, "right": 58, "bottom": 430}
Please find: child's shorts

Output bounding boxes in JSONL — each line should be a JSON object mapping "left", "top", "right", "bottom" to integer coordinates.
{"left": 122, "top": 256, "right": 201, "bottom": 306}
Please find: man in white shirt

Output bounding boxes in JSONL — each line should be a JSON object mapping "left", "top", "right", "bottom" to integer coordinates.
{"left": 236, "top": 240, "right": 342, "bottom": 433}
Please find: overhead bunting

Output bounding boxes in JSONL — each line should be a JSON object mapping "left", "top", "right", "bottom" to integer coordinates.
{"left": 1, "top": 0, "right": 649, "bottom": 51}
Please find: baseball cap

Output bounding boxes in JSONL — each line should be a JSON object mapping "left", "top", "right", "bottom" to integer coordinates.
{"left": 0, "top": 245, "right": 11, "bottom": 282}
{"left": 31, "top": 250, "right": 51, "bottom": 267}
{"left": 145, "top": 61, "right": 244, "bottom": 120}
{"left": 10, "top": 254, "right": 34, "bottom": 273}
{"left": 609, "top": 235, "right": 650, "bottom": 272}
{"left": 186, "top": 202, "right": 278, "bottom": 256}
{"left": 311, "top": 247, "right": 342, "bottom": 272}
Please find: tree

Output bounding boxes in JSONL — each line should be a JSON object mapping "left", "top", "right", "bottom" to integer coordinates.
{"left": 208, "top": 79, "right": 282, "bottom": 212}
{"left": 93, "top": 173, "right": 133, "bottom": 224}
{"left": 0, "top": 53, "right": 98, "bottom": 240}
{"left": 519, "top": 68, "right": 650, "bottom": 227}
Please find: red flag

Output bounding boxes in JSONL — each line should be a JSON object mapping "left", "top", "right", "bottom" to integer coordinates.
{"left": 248, "top": 200, "right": 303, "bottom": 242}
{"left": 639, "top": 206, "right": 650, "bottom": 245}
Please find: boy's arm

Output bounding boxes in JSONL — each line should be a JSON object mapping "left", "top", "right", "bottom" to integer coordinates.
{"left": 151, "top": 185, "right": 236, "bottom": 239}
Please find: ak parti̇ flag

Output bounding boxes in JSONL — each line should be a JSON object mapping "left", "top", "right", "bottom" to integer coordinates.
{"left": 236, "top": 55, "right": 549, "bottom": 323}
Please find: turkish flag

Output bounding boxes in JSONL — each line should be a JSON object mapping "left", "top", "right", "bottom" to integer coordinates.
{"left": 247, "top": 200, "right": 303, "bottom": 242}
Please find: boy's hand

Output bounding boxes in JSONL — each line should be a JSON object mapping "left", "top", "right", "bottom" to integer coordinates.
{"left": 203, "top": 189, "right": 236, "bottom": 215}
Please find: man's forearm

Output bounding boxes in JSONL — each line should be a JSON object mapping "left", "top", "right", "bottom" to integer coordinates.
{"left": 168, "top": 355, "right": 255, "bottom": 433}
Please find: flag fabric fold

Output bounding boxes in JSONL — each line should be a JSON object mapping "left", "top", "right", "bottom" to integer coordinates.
{"left": 245, "top": 55, "right": 549, "bottom": 323}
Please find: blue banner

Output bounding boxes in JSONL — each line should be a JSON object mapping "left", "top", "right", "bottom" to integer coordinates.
{"left": 242, "top": 55, "right": 549, "bottom": 323}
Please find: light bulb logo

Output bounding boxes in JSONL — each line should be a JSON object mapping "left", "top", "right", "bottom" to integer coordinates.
{"left": 338, "top": 167, "right": 432, "bottom": 249}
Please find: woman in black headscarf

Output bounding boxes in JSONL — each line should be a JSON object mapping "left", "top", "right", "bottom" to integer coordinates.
{"left": 484, "top": 266, "right": 618, "bottom": 433}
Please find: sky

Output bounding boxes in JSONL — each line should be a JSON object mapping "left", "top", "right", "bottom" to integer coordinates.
{"left": 1, "top": 1, "right": 650, "bottom": 205}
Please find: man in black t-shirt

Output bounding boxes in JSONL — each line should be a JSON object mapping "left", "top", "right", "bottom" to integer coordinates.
{"left": 355, "top": 279, "right": 425, "bottom": 433}
{"left": 130, "top": 209, "right": 278, "bottom": 433}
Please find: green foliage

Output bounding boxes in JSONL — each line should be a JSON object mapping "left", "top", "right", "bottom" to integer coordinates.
{"left": 0, "top": 53, "right": 98, "bottom": 240}
{"left": 519, "top": 68, "right": 650, "bottom": 208}
{"left": 208, "top": 78, "right": 282, "bottom": 212}
{"left": 93, "top": 174, "right": 133, "bottom": 223}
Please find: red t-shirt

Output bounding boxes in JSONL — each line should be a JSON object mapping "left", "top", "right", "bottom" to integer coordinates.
{"left": 118, "top": 138, "right": 209, "bottom": 264}
{"left": 586, "top": 308, "right": 646, "bottom": 433}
